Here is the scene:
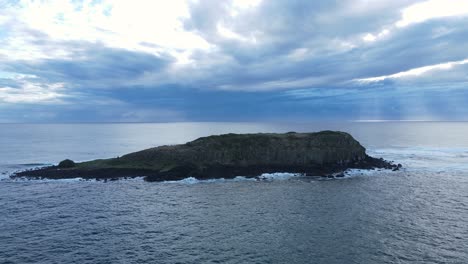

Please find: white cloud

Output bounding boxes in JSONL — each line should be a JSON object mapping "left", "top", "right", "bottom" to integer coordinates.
{"left": 360, "top": 0, "right": 468, "bottom": 45}
{"left": 2, "top": 0, "right": 468, "bottom": 96}
{"left": 217, "top": 23, "right": 257, "bottom": 43}
{"left": 229, "top": 0, "right": 262, "bottom": 17}
{"left": 363, "top": 33, "right": 377, "bottom": 42}
{"left": 218, "top": 76, "right": 332, "bottom": 91}
{"left": 0, "top": 82, "right": 67, "bottom": 103}
{"left": 396, "top": 0, "right": 468, "bottom": 27}
{"left": 356, "top": 58, "right": 468, "bottom": 83}
{"left": 0, "top": 71, "right": 37, "bottom": 80}
{"left": 431, "top": 26, "right": 455, "bottom": 38}
{"left": 287, "top": 48, "right": 310, "bottom": 61}
{"left": 2, "top": 0, "right": 211, "bottom": 62}
{"left": 0, "top": 13, "right": 8, "bottom": 25}
{"left": 232, "top": 0, "right": 262, "bottom": 9}
{"left": 363, "top": 29, "right": 389, "bottom": 42}
{"left": 0, "top": 71, "right": 67, "bottom": 103}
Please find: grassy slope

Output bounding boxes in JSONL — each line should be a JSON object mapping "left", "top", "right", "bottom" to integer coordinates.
{"left": 72, "top": 131, "right": 365, "bottom": 171}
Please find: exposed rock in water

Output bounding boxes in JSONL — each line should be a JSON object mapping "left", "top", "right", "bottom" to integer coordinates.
{"left": 58, "top": 159, "right": 75, "bottom": 168}
{"left": 12, "top": 131, "right": 401, "bottom": 181}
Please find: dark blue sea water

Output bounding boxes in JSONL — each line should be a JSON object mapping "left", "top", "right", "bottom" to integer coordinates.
{"left": 1, "top": 122, "right": 467, "bottom": 264}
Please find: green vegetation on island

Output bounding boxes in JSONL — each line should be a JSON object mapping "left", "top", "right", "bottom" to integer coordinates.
{"left": 13, "top": 131, "right": 400, "bottom": 181}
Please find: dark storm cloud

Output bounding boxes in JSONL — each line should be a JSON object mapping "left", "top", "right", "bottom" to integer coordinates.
{"left": 179, "top": 4, "right": 468, "bottom": 91}
{"left": 3, "top": 43, "right": 174, "bottom": 88}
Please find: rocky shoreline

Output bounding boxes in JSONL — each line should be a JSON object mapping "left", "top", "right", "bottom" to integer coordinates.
{"left": 12, "top": 131, "right": 401, "bottom": 182}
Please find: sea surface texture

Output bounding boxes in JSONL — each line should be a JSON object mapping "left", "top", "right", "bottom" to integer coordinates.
{"left": 1, "top": 122, "right": 467, "bottom": 264}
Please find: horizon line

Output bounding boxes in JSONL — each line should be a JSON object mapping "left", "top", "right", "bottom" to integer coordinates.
{"left": 1, "top": 120, "right": 468, "bottom": 124}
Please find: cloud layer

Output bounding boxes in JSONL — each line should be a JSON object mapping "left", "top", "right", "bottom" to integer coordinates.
{"left": 1, "top": 0, "right": 468, "bottom": 122}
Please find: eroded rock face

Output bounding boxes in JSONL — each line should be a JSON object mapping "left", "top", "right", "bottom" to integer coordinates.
{"left": 13, "top": 131, "right": 397, "bottom": 181}
{"left": 121, "top": 131, "right": 366, "bottom": 167}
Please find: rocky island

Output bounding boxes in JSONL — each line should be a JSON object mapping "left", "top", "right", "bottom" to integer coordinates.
{"left": 13, "top": 131, "right": 400, "bottom": 181}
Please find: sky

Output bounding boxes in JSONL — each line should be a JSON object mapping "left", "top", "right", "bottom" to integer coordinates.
{"left": 1, "top": 0, "right": 468, "bottom": 122}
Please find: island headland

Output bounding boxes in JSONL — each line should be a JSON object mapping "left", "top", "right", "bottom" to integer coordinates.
{"left": 13, "top": 131, "right": 401, "bottom": 181}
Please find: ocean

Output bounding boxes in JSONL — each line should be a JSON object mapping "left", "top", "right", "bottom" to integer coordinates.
{"left": 0, "top": 122, "right": 467, "bottom": 263}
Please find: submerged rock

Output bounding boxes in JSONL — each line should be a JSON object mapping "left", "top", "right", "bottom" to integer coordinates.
{"left": 12, "top": 131, "right": 400, "bottom": 181}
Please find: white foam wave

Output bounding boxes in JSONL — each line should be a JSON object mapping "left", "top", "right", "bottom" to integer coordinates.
{"left": 0, "top": 163, "right": 53, "bottom": 181}
{"left": 163, "top": 173, "right": 303, "bottom": 184}
{"left": 343, "top": 168, "right": 397, "bottom": 178}
{"left": 256, "top": 172, "right": 303, "bottom": 180}
{"left": 6, "top": 176, "right": 146, "bottom": 183}
{"left": 163, "top": 176, "right": 255, "bottom": 184}
{"left": 368, "top": 147, "right": 468, "bottom": 172}
{"left": 0, "top": 174, "right": 11, "bottom": 181}
{"left": 8, "top": 177, "right": 87, "bottom": 183}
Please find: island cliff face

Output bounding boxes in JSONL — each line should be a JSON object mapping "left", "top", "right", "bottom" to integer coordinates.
{"left": 13, "top": 131, "right": 400, "bottom": 181}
